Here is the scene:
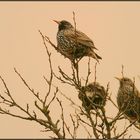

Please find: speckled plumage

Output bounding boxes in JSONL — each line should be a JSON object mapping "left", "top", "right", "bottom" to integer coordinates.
{"left": 78, "top": 82, "right": 107, "bottom": 110}
{"left": 116, "top": 77, "right": 140, "bottom": 122}
{"left": 55, "top": 20, "right": 102, "bottom": 62}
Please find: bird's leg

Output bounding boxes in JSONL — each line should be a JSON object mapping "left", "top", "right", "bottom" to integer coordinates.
{"left": 72, "top": 59, "right": 78, "bottom": 69}
{"left": 75, "top": 59, "right": 81, "bottom": 86}
{"left": 71, "top": 58, "right": 81, "bottom": 87}
{"left": 77, "top": 57, "right": 82, "bottom": 63}
{"left": 73, "top": 57, "right": 82, "bottom": 69}
{"left": 71, "top": 59, "right": 76, "bottom": 68}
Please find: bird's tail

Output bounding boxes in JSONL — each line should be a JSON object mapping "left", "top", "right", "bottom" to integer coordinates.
{"left": 89, "top": 51, "right": 102, "bottom": 63}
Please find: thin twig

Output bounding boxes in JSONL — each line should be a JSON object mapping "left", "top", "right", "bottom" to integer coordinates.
{"left": 56, "top": 98, "right": 65, "bottom": 138}
{"left": 35, "top": 101, "right": 63, "bottom": 138}
{"left": 113, "top": 121, "right": 136, "bottom": 139}
{"left": 94, "top": 62, "right": 97, "bottom": 83}
{"left": 64, "top": 121, "right": 74, "bottom": 138}
{"left": 85, "top": 58, "right": 91, "bottom": 86}
{"left": 79, "top": 121, "right": 92, "bottom": 138}
{"left": 47, "top": 87, "right": 58, "bottom": 108}
{"left": 14, "top": 68, "right": 43, "bottom": 103}
{"left": 0, "top": 76, "right": 15, "bottom": 103}
{"left": 86, "top": 110, "right": 99, "bottom": 139}
{"left": 39, "top": 30, "right": 54, "bottom": 105}
{"left": 121, "top": 65, "right": 124, "bottom": 77}
{"left": 100, "top": 107, "right": 111, "bottom": 138}
{"left": 70, "top": 114, "right": 79, "bottom": 138}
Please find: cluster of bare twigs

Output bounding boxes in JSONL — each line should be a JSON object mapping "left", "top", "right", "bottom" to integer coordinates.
{"left": 0, "top": 12, "right": 139, "bottom": 139}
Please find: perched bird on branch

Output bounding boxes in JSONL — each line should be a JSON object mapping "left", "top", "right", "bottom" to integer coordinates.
{"left": 54, "top": 20, "right": 102, "bottom": 63}
{"left": 115, "top": 77, "right": 140, "bottom": 123}
{"left": 78, "top": 82, "right": 107, "bottom": 110}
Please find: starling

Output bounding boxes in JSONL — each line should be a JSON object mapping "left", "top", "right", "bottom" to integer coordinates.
{"left": 54, "top": 20, "right": 102, "bottom": 63}
{"left": 78, "top": 82, "right": 107, "bottom": 110}
{"left": 115, "top": 77, "right": 140, "bottom": 122}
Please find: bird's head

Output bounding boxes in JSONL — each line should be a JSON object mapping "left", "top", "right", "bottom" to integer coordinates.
{"left": 115, "top": 77, "right": 134, "bottom": 87}
{"left": 53, "top": 20, "right": 73, "bottom": 31}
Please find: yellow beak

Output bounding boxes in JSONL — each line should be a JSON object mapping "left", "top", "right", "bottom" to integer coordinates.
{"left": 53, "top": 20, "right": 60, "bottom": 25}
{"left": 114, "top": 77, "right": 121, "bottom": 81}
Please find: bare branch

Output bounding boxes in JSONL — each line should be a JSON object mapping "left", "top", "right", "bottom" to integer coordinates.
{"left": 94, "top": 62, "right": 98, "bottom": 83}
{"left": 0, "top": 107, "right": 32, "bottom": 120}
{"left": 34, "top": 101, "right": 63, "bottom": 138}
{"left": 39, "top": 30, "right": 54, "bottom": 105}
{"left": 47, "top": 87, "right": 58, "bottom": 108}
{"left": 121, "top": 65, "right": 124, "bottom": 77}
{"left": 44, "top": 76, "right": 79, "bottom": 108}
{"left": 85, "top": 58, "right": 91, "bottom": 86}
{"left": 100, "top": 108, "right": 111, "bottom": 138}
{"left": 56, "top": 98, "right": 66, "bottom": 138}
{"left": 73, "top": 11, "right": 77, "bottom": 38}
{"left": 113, "top": 120, "right": 136, "bottom": 139}
{"left": 70, "top": 114, "right": 79, "bottom": 138}
{"left": 107, "top": 95, "right": 118, "bottom": 109}
{"left": 79, "top": 122, "right": 92, "bottom": 138}
{"left": 76, "top": 112, "right": 92, "bottom": 127}
{"left": 86, "top": 110, "right": 99, "bottom": 139}
{"left": 14, "top": 68, "right": 43, "bottom": 103}
{"left": 64, "top": 121, "right": 74, "bottom": 139}
{"left": 0, "top": 76, "right": 15, "bottom": 103}
{"left": 38, "top": 30, "right": 59, "bottom": 53}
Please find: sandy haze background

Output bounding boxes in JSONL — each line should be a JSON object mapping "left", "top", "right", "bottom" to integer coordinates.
{"left": 0, "top": 1, "right": 140, "bottom": 138}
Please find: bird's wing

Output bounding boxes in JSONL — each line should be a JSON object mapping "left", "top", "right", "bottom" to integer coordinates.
{"left": 64, "top": 29, "right": 98, "bottom": 50}
{"left": 135, "top": 88, "right": 140, "bottom": 98}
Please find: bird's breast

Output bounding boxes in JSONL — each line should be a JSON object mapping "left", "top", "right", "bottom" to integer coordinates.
{"left": 57, "top": 31, "right": 76, "bottom": 50}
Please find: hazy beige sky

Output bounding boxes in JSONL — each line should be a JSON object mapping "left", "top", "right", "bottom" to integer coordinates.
{"left": 0, "top": 2, "right": 140, "bottom": 138}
